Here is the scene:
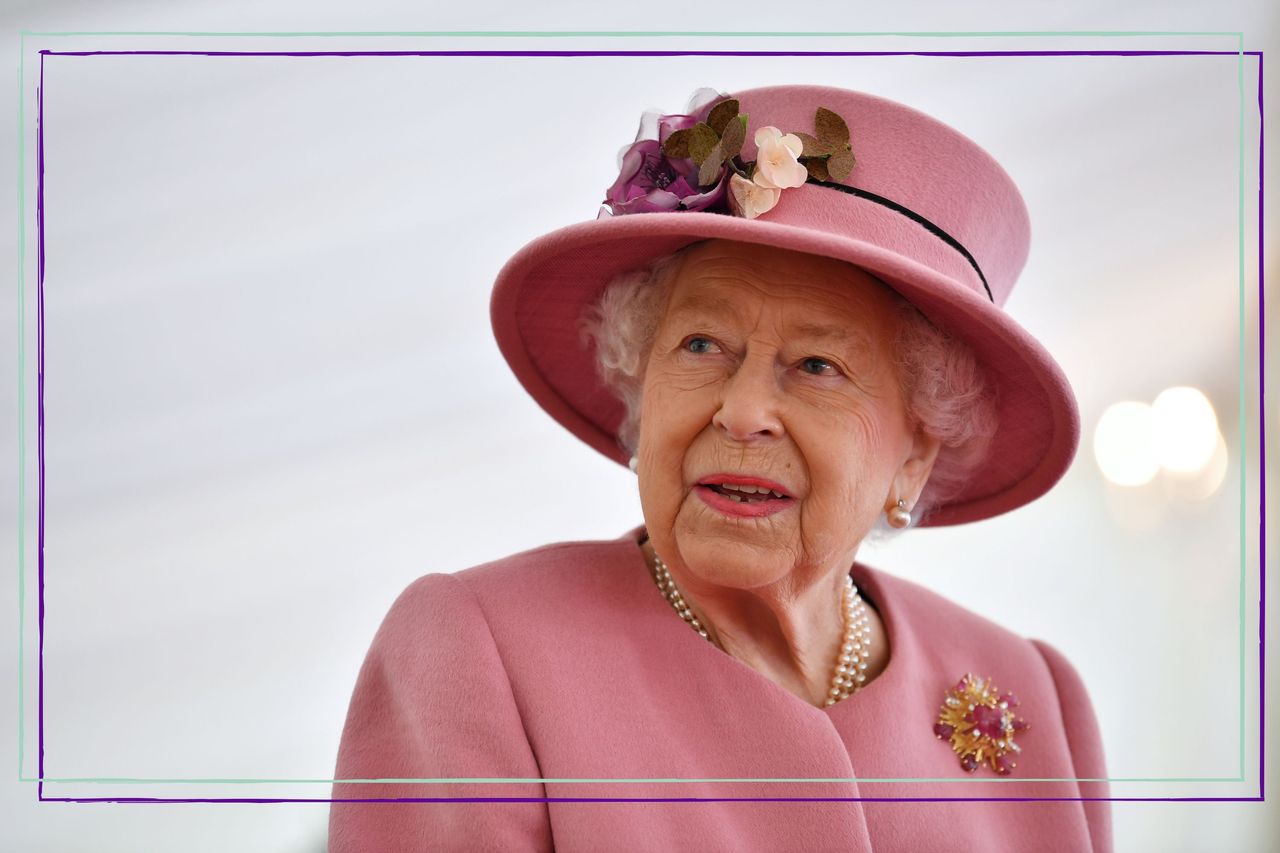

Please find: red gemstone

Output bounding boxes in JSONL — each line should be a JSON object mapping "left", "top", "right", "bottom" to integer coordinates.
{"left": 971, "top": 704, "right": 1005, "bottom": 739}
{"left": 954, "top": 676, "right": 969, "bottom": 692}
{"left": 1000, "top": 693, "right": 1020, "bottom": 708}
{"left": 960, "top": 755, "right": 978, "bottom": 773}
{"left": 1011, "top": 718, "right": 1028, "bottom": 732}
{"left": 934, "top": 723, "right": 955, "bottom": 739}
{"left": 995, "top": 756, "right": 1012, "bottom": 776}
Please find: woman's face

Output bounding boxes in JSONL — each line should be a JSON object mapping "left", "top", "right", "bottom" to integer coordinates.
{"left": 636, "top": 240, "right": 936, "bottom": 589}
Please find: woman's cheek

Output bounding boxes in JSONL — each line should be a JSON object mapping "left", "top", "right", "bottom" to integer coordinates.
{"left": 666, "top": 360, "right": 731, "bottom": 393}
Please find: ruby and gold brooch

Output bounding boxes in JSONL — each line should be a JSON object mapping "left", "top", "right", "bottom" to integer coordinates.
{"left": 933, "top": 674, "right": 1028, "bottom": 776}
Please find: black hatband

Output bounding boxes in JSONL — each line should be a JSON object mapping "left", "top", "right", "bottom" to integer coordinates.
{"left": 809, "top": 179, "right": 994, "bottom": 303}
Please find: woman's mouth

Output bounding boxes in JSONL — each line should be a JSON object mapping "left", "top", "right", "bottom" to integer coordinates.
{"left": 694, "top": 477, "right": 794, "bottom": 518}
{"left": 705, "top": 483, "right": 788, "bottom": 502}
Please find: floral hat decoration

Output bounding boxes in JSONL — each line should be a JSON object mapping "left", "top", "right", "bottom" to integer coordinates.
{"left": 490, "top": 85, "right": 1080, "bottom": 527}
{"left": 603, "top": 90, "right": 857, "bottom": 221}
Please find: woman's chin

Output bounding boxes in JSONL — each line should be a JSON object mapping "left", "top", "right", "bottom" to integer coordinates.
{"left": 670, "top": 522, "right": 798, "bottom": 588}
{"left": 678, "top": 488, "right": 796, "bottom": 534}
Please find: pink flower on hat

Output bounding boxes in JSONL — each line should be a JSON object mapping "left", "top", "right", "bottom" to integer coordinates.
{"left": 751, "top": 126, "right": 807, "bottom": 190}
{"left": 727, "top": 173, "right": 781, "bottom": 220}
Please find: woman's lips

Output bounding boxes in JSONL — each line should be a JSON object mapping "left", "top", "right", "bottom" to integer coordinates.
{"left": 694, "top": 484, "right": 795, "bottom": 518}
{"left": 697, "top": 474, "right": 792, "bottom": 497}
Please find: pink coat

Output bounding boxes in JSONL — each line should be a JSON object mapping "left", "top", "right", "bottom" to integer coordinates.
{"left": 329, "top": 529, "right": 1112, "bottom": 851}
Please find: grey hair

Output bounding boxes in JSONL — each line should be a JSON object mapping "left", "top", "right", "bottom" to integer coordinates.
{"left": 881, "top": 300, "right": 998, "bottom": 529}
{"left": 579, "top": 247, "right": 997, "bottom": 530}
{"left": 578, "top": 250, "right": 685, "bottom": 452}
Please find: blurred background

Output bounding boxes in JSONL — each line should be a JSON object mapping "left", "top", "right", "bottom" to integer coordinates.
{"left": 2, "top": 2, "right": 1276, "bottom": 851}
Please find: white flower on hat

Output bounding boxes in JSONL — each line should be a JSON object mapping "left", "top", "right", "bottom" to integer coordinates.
{"left": 728, "top": 173, "right": 782, "bottom": 220}
{"left": 752, "top": 126, "right": 808, "bottom": 190}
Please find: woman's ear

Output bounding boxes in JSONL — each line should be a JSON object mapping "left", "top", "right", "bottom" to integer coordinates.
{"left": 893, "top": 427, "right": 942, "bottom": 508}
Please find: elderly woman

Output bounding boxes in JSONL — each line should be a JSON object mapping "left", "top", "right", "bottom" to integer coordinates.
{"left": 329, "top": 85, "right": 1111, "bottom": 851}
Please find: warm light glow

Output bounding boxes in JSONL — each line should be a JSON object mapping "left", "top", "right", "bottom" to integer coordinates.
{"left": 1163, "top": 430, "right": 1230, "bottom": 501}
{"left": 1152, "top": 386, "right": 1220, "bottom": 473}
{"left": 1093, "top": 401, "right": 1160, "bottom": 486}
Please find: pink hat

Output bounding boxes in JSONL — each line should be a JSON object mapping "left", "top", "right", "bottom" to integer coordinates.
{"left": 490, "top": 85, "right": 1079, "bottom": 526}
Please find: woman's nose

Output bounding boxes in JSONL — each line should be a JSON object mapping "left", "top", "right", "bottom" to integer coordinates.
{"left": 711, "top": 355, "right": 784, "bottom": 442}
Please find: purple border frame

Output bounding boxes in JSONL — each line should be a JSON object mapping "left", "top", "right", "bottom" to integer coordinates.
{"left": 30, "top": 47, "right": 1266, "bottom": 805}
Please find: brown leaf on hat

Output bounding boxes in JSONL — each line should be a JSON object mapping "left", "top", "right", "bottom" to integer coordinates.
{"left": 826, "top": 147, "right": 856, "bottom": 183}
{"left": 815, "top": 107, "right": 850, "bottom": 149}
{"left": 687, "top": 122, "right": 720, "bottom": 165}
{"left": 698, "top": 142, "right": 726, "bottom": 187}
{"left": 794, "top": 132, "right": 832, "bottom": 157}
{"left": 803, "top": 157, "right": 831, "bottom": 182}
{"left": 718, "top": 114, "right": 746, "bottom": 161}
{"left": 662, "top": 129, "right": 692, "bottom": 159}
{"left": 705, "top": 99, "right": 740, "bottom": 135}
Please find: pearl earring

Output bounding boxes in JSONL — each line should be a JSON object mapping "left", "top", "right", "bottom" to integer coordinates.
{"left": 887, "top": 498, "right": 911, "bottom": 529}
{"left": 629, "top": 456, "right": 639, "bottom": 473}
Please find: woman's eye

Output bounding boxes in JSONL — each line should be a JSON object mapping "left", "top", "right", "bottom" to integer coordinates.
{"left": 801, "top": 357, "right": 838, "bottom": 376}
{"left": 684, "top": 336, "right": 719, "bottom": 354}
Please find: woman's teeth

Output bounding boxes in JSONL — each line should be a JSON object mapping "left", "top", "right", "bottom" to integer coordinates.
{"left": 714, "top": 484, "right": 786, "bottom": 501}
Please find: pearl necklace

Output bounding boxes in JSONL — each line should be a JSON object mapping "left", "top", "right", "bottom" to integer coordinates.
{"left": 649, "top": 552, "right": 873, "bottom": 706}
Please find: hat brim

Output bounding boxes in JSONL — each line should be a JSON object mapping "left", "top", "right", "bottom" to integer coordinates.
{"left": 491, "top": 208, "right": 1079, "bottom": 527}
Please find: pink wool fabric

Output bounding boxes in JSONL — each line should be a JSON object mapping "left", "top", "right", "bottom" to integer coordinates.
{"left": 329, "top": 529, "right": 1112, "bottom": 851}
{"left": 490, "top": 85, "right": 1081, "bottom": 527}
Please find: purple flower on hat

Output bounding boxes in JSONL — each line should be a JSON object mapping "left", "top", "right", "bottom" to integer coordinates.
{"left": 603, "top": 114, "right": 729, "bottom": 216}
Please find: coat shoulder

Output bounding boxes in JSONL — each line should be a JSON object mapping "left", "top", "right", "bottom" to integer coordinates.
{"left": 856, "top": 562, "right": 1034, "bottom": 651}
{"left": 452, "top": 532, "right": 641, "bottom": 601}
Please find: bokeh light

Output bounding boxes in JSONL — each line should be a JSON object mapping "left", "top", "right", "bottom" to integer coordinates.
{"left": 1162, "top": 429, "right": 1230, "bottom": 501}
{"left": 1093, "top": 401, "right": 1161, "bottom": 486}
{"left": 1151, "top": 386, "right": 1219, "bottom": 473}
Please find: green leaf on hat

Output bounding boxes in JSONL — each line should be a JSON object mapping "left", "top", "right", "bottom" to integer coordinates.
{"left": 815, "top": 107, "right": 850, "bottom": 149}
{"left": 687, "top": 123, "right": 720, "bottom": 165}
{"left": 662, "top": 129, "right": 692, "bottom": 159}
{"left": 826, "top": 147, "right": 856, "bottom": 183}
{"left": 698, "top": 142, "right": 726, "bottom": 186}
{"left": 794, "top": 131, "right": 832, "bottom": 157}
{"left": 804, "top": 157, "right": 831, "bottom": 182}
{"left": 719, "top": 111, "right": 746, "bottom": 160}
{"left": 705, "top": 99, "right": 740, "bottom": 135}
